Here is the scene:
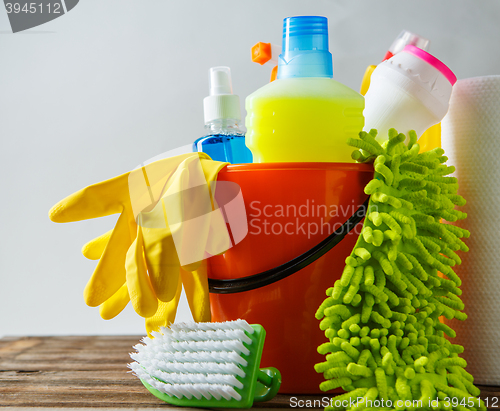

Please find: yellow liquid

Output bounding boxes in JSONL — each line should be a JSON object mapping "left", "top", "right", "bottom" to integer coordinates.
{"left": 245, "top": 77, "right": 365, "bottom": 163}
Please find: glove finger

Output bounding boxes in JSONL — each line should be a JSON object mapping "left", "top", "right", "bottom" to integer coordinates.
{"left": 204, "top": 206, "right": 231, "bottom": 257}
{"left": 99, "top": 283, "right": 130, "bottom": 320}
{"left": 143, "top": 229, "right": 181, "bottom": 303}
{"left": 140, "top": 170, "right": 184, "bottom": 303}
{"left": 145, "top": 276, "right": 182, "bottom": 337}
{"left": 173, "top": 182, "right": 212, "bottom": 272}
{"left": 201, "top": 160, "right": 232, "bottom": 257}
{"left": 49, "top": 153, "right": 212, "bottom": 224}
{"left": 180, "top": 260, "right": 211, "bottom": 322}
{"left": 138, "top": 156, "right": 218, "bottom": 302}
{"left": 126, "top": 226, "right": 158, "bottom": 318}
{"left": 83, "top": 212, "right": 132, "bottom": 306}
{"left": 49, "top": 173, "right": 130, "bottom": 223}
{"left": 82, "top": 229, "right": 113, "bottom": 260}
{"left": 163, "top": 160, "right": 213, "bottom": 272}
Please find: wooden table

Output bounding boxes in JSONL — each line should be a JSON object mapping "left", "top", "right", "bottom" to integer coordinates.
{"left": 1, "top": 336, "right": 499, "bottom": 410}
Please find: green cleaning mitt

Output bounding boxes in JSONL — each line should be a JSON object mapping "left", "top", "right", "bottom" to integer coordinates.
{"left": 315, "top": 129, "right": 485, "bottom": 411}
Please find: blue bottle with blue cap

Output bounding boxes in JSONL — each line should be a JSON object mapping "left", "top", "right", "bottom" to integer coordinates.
{"left": 245, "top": 16, "right": 365, "bottom": 163}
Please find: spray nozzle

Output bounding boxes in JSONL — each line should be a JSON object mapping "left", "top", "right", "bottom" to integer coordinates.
{"left": 204, "top": 67, "right": 241, "bottom": 123}
{"left": 209, "top": 66, "right": 233, "bottom": 96}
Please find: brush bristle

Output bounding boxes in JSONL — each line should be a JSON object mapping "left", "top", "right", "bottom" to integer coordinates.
{"left": 129, "top": 320, "right": 255, "bottom": 401}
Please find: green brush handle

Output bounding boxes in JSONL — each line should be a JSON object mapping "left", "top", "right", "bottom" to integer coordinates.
{"left": 253, "top": 367, "right": 281, "bottom": 402}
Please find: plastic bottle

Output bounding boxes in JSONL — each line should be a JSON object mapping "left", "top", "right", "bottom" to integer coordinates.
{"left": 363, "top": 45, "right": 456, "bottom": 141}
{"left": 193, "top": 67, "right": 253, "bottom": 164}
{"left": 359, "top": 30, "right": 442, "bottom": 150}
{"left": 245, "top": 16, "right": 364, "bottom": 163}
{"left": 360, "top": 30, "right": 430, "bottom": 95}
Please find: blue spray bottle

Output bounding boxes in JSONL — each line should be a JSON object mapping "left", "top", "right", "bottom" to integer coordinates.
{"left": 193, "top": 67, "right": 252, "bottom": 164}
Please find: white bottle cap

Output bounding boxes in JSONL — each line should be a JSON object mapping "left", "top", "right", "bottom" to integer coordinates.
{"left": 388, "top": 30, "right": 430, "bottom": 56}
{"left": 203, "top": 67, "right": 241, "bottom": 123}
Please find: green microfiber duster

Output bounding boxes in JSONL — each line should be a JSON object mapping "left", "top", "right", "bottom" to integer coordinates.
{"left": 315, "top": 129, "right": 485, "bottom": 411}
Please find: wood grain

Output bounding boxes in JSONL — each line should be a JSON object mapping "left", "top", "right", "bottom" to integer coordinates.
{"left": 0, "top": 336, "right": 498, "bottom": 409}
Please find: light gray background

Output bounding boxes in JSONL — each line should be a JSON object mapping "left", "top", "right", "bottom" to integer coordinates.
{"left": 1, "top": 0, "right": 499, "bottom": 337}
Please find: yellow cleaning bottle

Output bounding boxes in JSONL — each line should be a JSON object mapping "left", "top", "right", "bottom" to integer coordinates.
{"left": 245, "top": 16, "right": 364, "bottom": 163}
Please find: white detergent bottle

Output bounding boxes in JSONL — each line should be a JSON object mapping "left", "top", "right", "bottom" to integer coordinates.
{"left": 363, "top": 45, "right": 457, "bottom": 141}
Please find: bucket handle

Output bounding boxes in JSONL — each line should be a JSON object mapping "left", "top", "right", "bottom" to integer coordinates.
{"left": 208, "top": 196, "right": 369, "bottom": 294}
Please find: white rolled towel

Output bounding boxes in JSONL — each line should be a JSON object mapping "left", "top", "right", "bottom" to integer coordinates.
{"left": 441, "top": 75, "right": 500, "bottom": 386}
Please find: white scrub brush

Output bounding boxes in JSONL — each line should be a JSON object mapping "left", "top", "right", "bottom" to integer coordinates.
{"left": 129, "top": 319, "right": 281, "bottom": 408}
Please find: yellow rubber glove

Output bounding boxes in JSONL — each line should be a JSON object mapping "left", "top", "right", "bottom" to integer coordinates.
{"left": 49, "top": 153, "right": 230, "bottom": 330}
{"left": 145, "top": 275, "right": 182, "bottom": 336}
{"left": 99, "top": 262, "right": 210, "bottom": 335}
{"left": 124, "top": 159, "right": 230, "bottom": 317}
{"left": 49, "top": 153, "right": 199, "bottom": 306}
{"left": 142, "top": 263, "right": 211, "bottom": 336}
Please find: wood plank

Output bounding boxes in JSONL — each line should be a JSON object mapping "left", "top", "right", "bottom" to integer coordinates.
{"left": 0, "top": 338, "right": 43, "bottom": 358}
{"left": 0, "top": 336, "right": 498, "bottom": 409}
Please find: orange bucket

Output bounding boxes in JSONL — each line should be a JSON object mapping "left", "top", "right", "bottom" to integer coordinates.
{"left": 208, "top": 162, "right": 373, "bottom": 394}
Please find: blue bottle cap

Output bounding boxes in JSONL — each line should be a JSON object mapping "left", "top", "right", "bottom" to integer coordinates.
{"left": 277, "top": 16, "right": 333, "bottom": 80}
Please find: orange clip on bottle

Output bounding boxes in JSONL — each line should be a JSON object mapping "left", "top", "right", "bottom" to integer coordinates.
{"left": 251, "top": 42, "right": 280, "bottom": 82}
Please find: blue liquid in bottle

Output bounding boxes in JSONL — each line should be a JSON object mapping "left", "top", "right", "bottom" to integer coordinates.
{"left": 193, "top": 119, "right": 252, "bottom": 164}
{"left": 194, "top": 67, "right": 252, "bottom": 164}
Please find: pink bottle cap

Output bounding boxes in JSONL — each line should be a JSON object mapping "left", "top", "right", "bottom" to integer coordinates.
{"left": 403, "top": 45, "right": 457, "bottom": 85}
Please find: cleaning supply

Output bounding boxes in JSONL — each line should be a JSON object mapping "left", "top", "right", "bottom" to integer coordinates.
{"left": 49, "top": 153, "right": 243, "bottom": 335}
{"left": 193, "top": 67, "right": 252, "bottom": 164}
{"left": 360, "top": 30, "right": 430, "bottom": 96}
{"left": 208, "top": 161, "right": 373, "bottom": 393}
{"left": 245, "top": 16, "right": 365, "bottom": 163}
{"left": 251, "top": 42, "right": 281, "bottom": 82}
{"left": 315, "top": 129, "right": 485, "bottom": 411}
{"left": 129, "top": 319, "right": 281, "bottom": 408}
{"left": 363, "top": 45, "right": 456, "bottom": 142}
{"left": 359, "top": 31, "right": 442, "bottom": 152}
{"left": 441, "top": 75, "right": 500, "bottom": 386}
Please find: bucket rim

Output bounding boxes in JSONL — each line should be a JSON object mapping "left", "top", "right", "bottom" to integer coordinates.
{"left": 222, "top": 162, "right": 374, "bottom": 173}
